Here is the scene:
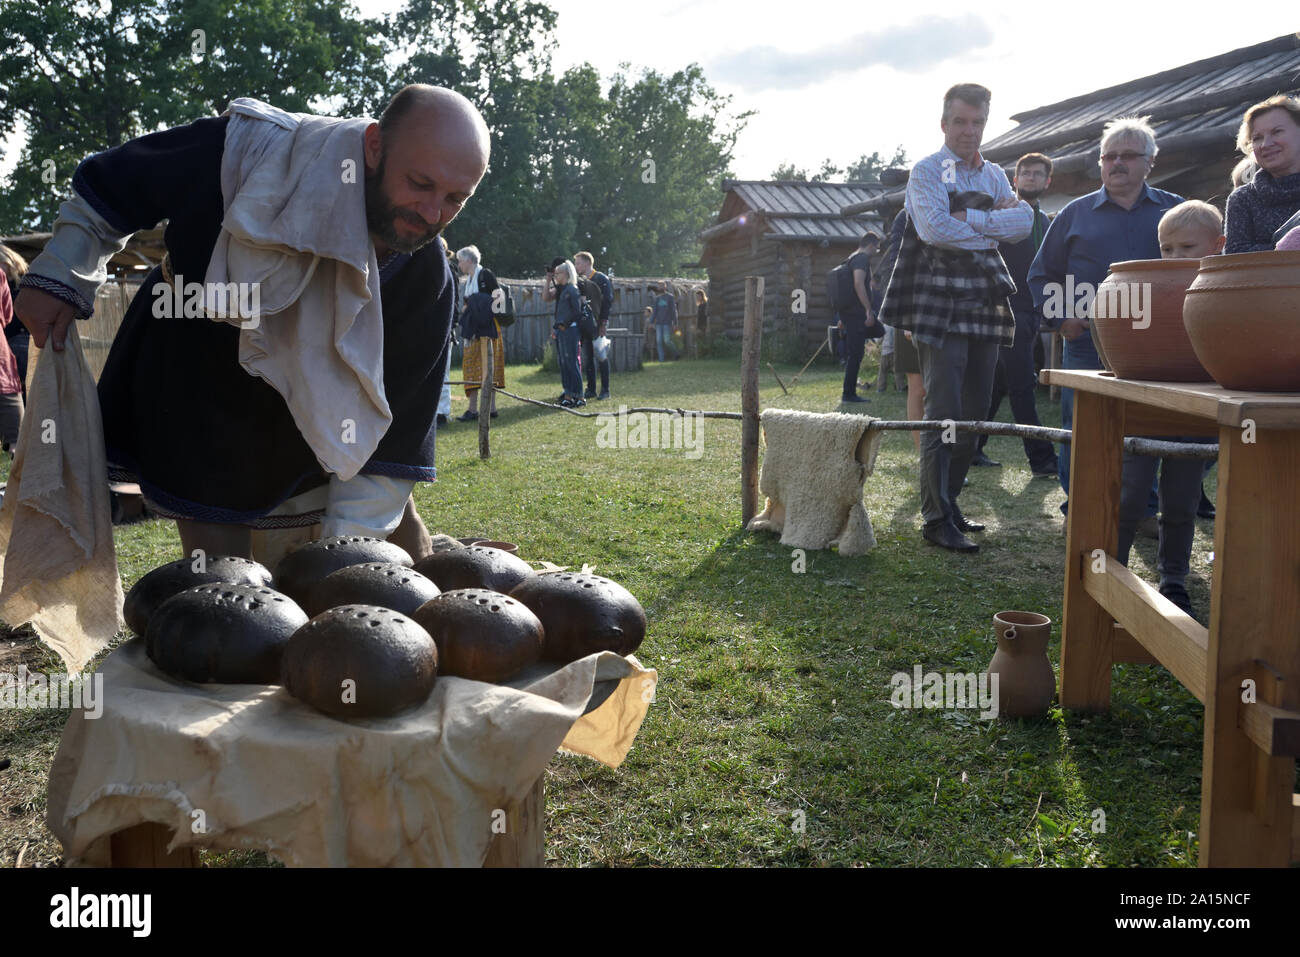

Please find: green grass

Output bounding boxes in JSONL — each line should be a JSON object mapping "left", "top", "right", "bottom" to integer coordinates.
{"left": 0, "top": 351, "right": 1220, "bottom": 867}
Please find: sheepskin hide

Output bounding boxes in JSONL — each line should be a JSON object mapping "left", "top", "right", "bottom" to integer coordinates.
{"left": 746, "top": 409, "right": 882, "bottom": 556}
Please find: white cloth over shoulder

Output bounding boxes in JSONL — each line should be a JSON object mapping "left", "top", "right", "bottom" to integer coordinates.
{"left": 206, "top": 98, "right": 388, "bottom": 481}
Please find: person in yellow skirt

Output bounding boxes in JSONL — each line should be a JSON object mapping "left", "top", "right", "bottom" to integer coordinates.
{"left": 456, "top": 245, "right": 504, "bottom": 421}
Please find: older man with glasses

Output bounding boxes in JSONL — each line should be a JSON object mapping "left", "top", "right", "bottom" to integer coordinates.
{"left": 1027, "top": 116, "right": 1183, "bottom": 510}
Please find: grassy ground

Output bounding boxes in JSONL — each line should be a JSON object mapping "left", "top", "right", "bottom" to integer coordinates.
{"left": 0, "top": 348, "right": 1221, "bottom": 867}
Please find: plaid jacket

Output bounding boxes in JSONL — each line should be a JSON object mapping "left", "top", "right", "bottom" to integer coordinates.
{"left": 878, "top": 215, "right": 1017, "bottom": 348}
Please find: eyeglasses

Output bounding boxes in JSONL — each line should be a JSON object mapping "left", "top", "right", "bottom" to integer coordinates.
{"left": 1100, "top": 150, "right": 1148, "bottom": 164}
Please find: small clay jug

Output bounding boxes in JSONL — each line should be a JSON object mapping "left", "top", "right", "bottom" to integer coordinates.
{"left": 987, "top": 611, "right": 1055, "bottom": 718}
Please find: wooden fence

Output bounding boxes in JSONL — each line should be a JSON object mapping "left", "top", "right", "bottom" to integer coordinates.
{"left": 76, "top": 275, "right": 709, "bottom": 383}
{"left": 479, "top": 276, "right": 708, "bottom": 366}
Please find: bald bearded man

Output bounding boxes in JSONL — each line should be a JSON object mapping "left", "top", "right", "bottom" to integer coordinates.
{"left": 15, "top": 86, "right": 489, "bottom": 562}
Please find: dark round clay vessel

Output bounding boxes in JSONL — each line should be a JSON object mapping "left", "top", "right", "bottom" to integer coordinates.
{"left": 281, "top": 605, "right": 438, "bottom": 718}
{"left": 145, "top": 583, "right": 308, "bottom": 684}
{"left": 304, "top": 562, "right": 441, "bottom": 617}
{"left": 509, "top": 572, "right": 646, "bottom": 663}
{"left": 413, "top": 545, "right": 534, "bottom": 593}
{"left": 411, "top": 589, "right": 545, "bottom": 683}
{"left": 125, "top": 555, "right": 273, "bottom": 636}
{"left": 274, "top": 536, "right": 413, "bottom": 606}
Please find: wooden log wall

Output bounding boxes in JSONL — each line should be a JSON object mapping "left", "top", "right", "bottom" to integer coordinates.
{"left": 706, "top": 236, "right": 860, "bottom": 356}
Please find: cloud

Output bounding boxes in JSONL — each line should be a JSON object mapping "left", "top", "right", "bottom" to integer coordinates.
{"left": 708, "top": 13, "right": 995, "bottom": 92}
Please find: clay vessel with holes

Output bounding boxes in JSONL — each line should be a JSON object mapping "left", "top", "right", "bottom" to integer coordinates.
{"left": 125, "top": 555, "right": 273, "bottom": 636}
{"left": 986, "top": 611, "right": 1055, "bottom": 718}
{"left": 274, "top": 536, "right": 413, "bottom": 606}
{"left": 412, "top": 589, "right": 545, "bottom": 682}
{"left": 304, "top": 562, "right": 440, "bottom": 617}
{"left": 414, "top": 544, "right": 533, "bottom": 592}
{"left": 281, "top": 604, "right": 438, "bottom": 717}
{"left": 510, "top": 571, "right": 646, "bottom": 663}
{"left": 146, "top": 582, "right": 307, "bottom": 684}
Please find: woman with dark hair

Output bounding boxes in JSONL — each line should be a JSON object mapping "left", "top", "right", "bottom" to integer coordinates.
{"left": 695, "top": 289, "right": 708, "bottom": 333}
{"left": 1225, "top": 95, "right": 1300, "bottom": 252}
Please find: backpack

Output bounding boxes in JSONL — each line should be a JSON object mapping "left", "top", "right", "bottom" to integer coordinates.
{"left": 576, "top": 277, "right": 601, "bottom": 337}
{"left": 826, "top": 258, "right": 860, "bottom": 313}
{"left": 490, "top": 284, "right": 517, "bottom": 327}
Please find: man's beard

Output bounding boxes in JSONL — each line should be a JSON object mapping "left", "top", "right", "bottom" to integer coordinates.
{"left": 365, "top": 154, "right": 442, "bottom": 254}
{"left": 1017, "top": 187, "right": 1044, "bottom": 202}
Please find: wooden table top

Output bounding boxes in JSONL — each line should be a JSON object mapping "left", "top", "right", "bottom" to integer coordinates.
{"left": 1040, "top": 370, "right": 1300, "bottom": 429}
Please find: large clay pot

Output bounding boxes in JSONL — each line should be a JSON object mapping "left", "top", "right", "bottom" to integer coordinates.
{"left": 1183, "top": 250, "right": 1300, "bottom": 391}
{"left": 1090, "top": 258, "right": 1211, "bottom": 381}
{"left": 986, "top": 611, "right": 1055, "bottom": 718}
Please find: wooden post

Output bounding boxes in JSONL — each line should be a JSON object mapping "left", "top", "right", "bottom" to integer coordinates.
{"left": 741, "top": 276, "right": 764, "bottom": 526}
{"left": 1058, "top": 390, "right": 1124, "bottom": 711}
{"left": 483, "top": 775, "right": 545, "bottom": 867}
{"left": 479, "top": 337, "right": 493, "bottom": 460}
{"left": 1050, "top": 332, "right": 1063, "bottom": 402}
{"left": 1199, "top": 423, "right": 1300, "bottom": 866}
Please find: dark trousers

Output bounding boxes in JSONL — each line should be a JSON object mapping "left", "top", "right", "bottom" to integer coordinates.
{"left": 580, "top": 333, "right": 610, "bottom": 395}
{"left": 840, "top": 312, "right": 868, "bottom": 398}
{"left": 916, "top": 333, "right": 1001, "bottom": 525}
{"left": 978, "top": 306, "right": 1057, "bottom": 471}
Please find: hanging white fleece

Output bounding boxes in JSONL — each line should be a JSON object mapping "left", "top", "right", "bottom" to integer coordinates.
{"left": 204, "top": 98, "right": 389, "bottom": 481}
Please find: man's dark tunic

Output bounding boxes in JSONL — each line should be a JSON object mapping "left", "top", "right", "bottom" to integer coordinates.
{"left": 75, "top": 115, "right": 453, "bottom": 523}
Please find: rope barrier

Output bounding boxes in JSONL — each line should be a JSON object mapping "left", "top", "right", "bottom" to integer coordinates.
{"left": 445, "top": 384, "right": 1220, "bottom": 458}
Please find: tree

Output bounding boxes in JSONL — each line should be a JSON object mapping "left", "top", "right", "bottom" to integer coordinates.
{"left": 0, "top": 0, "right": 385, "bottom": 232}
{"left": 767, "top": 146, "right": 909, "bottom": 184}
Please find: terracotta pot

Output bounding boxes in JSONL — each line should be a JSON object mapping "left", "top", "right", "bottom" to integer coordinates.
{"left": 1090, "top": 258, "right": 1211, "bottom": 381}
{"left": 986, "top": 611, "right": 1055, "bottom": 718}
{"left": 472, "top": 540, "right": 519, "bottom": 555}
{"left": 1183, "top": 250, "right": 1300, "bottom": 391}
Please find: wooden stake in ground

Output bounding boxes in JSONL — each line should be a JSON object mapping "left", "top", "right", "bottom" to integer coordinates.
{"left": 479, "top": 336, "right": 493, "bottom": 460}
{"left": 741, "top": 275, "right": 764, "bottom": 526}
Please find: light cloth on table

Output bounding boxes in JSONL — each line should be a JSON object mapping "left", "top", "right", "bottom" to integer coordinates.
{"left": 0, "top": 331, "right": 123, "bottom": 674}
{"left": 46, "top": 640, "right": 656, "bottom": 867}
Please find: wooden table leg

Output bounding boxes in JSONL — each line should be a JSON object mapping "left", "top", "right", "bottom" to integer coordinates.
{"left": 483, "top": 775, "right": 545, "bottom": 868}
{"left": 1199, "top": 425, "right": 1300, "bottom": 866}
{"left": 108, "top": 823, "right": 201, "bottom": 867}
{"left": 1059, "top": 391, "right": 1125, "bottom": 711}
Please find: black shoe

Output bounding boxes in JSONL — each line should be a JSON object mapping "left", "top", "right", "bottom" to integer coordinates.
{"left": 573, "top": 398, "right": 586, "bottom": 408}
{"left": 971, "top": 452, "right": 1000, "bottom": 467}
{"left": 923, "top": 521, "right": 979, "bottom": 553}
{"left": 490, "top": 411, "right": 498, "bottom": 419}
{"left": 597, "top": 391, "right": 611, "bottom": 400}
{"left": 559, "top": 397, "right": 576, "bottom": 408}
{"left": 1159, "top": 582, "right": 1193, "bottom": 616}
{"left": 950, "top": 502, "right": 985, "bottom": 533}
{"left": 841, "top": 394, "right": 870, "bottom": 403}
{"left": 1031, "top": 460, "right": 1059, "bottom": 477}
{"left": 456, "top": 410, "right": 478, "bottom": 422}
{"left": 436, "top": 414, "right": 449, "bottom": 426}
{"left": 584, "top": 389, "right": 597, "bottom": 398}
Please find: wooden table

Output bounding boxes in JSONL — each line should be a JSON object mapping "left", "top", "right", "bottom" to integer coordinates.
{"left": 1044, "top": 370, "right": 1300, "bottom": 867}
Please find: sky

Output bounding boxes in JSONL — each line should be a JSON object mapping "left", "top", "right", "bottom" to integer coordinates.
{"left": 2, "top": 3, "right": 1290, "bottom": 185}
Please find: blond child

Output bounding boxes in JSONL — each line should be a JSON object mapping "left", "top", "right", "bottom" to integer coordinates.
{"left": 1116, "top": 201, "right": 1225, "bottom": 617}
